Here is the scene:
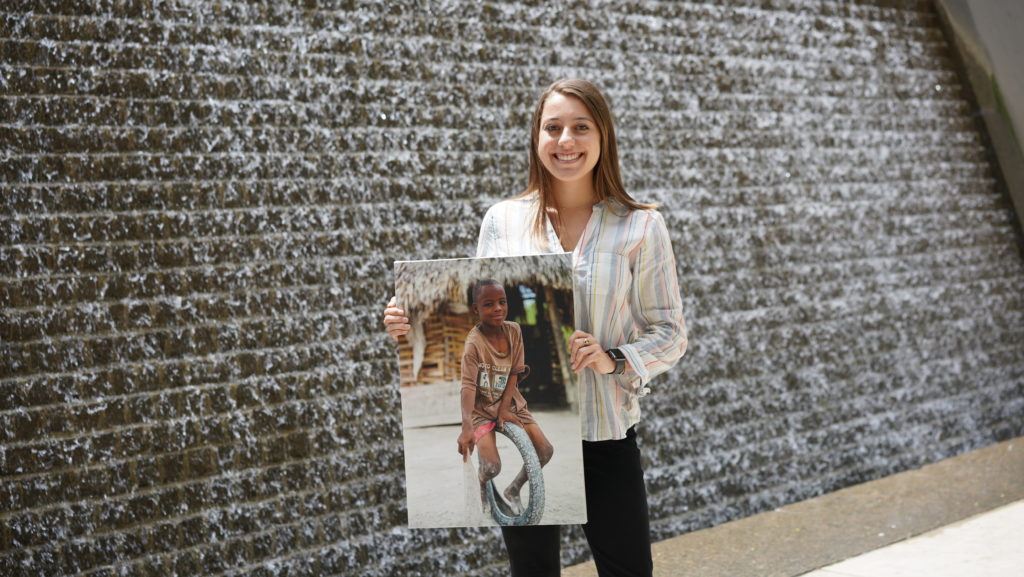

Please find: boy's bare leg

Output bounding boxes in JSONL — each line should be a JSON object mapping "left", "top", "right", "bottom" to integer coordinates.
{"left": 476, "top": 430, "right": 501, "bottom": 512}
{"left": 503, "top": 422, "right": 554, "bottom": 514}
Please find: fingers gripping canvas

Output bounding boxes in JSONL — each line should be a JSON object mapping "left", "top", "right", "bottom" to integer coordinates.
{"left": 394, "top": 254, "right": 586, "bottom": 528}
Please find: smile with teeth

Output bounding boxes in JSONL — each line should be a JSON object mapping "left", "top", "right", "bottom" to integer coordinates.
{"left": 554, "top": 152, "right": 583, "bottom": 163}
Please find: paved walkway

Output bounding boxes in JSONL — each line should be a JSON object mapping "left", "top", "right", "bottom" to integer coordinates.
{"left": 798, "top": 498, "right": 1023, "bottom": 576}
{"left": 564, "top": 436, "right": 1023, "bottom": 577}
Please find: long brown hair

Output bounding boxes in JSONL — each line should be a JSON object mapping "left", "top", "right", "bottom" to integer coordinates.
{"left": 517, "top": 78, "right": 655, "bottom": 243}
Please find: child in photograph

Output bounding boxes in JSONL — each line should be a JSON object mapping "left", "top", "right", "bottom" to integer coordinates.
{"left": 457, "top": 279, "right": 554, "bottom": 518}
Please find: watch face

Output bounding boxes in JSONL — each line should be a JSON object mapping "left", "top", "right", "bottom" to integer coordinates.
{"left": 606, "top": 349, "right": 626, "bottom": 374}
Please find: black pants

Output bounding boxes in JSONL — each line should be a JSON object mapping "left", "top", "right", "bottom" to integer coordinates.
{"left": 500, "top": 426, "right": 653, "bottom": 577}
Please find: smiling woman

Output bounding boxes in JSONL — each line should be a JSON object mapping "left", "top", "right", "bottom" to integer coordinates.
{"left": 385, "top": 78, "right": 688, "bottom": 577}
{"left": 521, "top": 79, "right": 659, "bottom": 252}
{"left": 537, "top": 93, "right": 601, "bottom": 184}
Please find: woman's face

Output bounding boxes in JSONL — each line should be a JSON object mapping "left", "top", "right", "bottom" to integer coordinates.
{"left": 475, "top": 284, "right": 508, "bottom": 327}
{"left": 536, "top": 92, "right": 601, "bottom": 185}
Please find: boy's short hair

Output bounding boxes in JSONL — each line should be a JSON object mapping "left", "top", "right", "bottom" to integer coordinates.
{"left": 472, "top": 279, "right": 504, "bottom": 304}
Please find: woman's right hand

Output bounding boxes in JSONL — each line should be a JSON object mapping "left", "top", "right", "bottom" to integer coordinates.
{"left": 383, "top": 296, "right": 411, "bottom": 342}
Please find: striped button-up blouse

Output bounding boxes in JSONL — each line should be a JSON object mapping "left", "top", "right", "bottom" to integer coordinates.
{"left": 476, "top": 192, "right": 688, "bottom": 441}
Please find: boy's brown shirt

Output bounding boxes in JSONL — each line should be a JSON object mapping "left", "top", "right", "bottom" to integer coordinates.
{"left": 460, "top": 321, "right": 534, "bottom": 427}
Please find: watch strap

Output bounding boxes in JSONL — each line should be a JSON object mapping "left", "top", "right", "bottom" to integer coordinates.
{"left": 606, "top": 348, "right": 626, "bottom": 375}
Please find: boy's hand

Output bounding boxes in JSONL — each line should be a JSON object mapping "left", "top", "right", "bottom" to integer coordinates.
{"left": 457, "top": 428, "right": 476, "bottom": 462}
{"left": 497, "top": 408, "right": 524, "bottom": 431}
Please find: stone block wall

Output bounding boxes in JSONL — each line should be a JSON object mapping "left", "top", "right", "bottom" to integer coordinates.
{"left": 2, "top": 1, "right": 1023, "bottom": 575}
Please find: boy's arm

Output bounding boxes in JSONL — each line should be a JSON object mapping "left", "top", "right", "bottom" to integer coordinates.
{"left": 460, "top": 386, "right": 477, "bottom": 428}
{"left": 459, "top": 342, "right": 482, "bottom": 427}
{"left": 458, "top": 342, "right": 480, "bottom": 459}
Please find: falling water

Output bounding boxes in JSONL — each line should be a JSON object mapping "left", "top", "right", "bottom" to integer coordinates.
{"left": 1, "top": 1, "right": 1022, "bottom": 575}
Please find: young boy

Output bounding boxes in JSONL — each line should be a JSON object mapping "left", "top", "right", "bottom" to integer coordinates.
{"left": 457, "top": 279, "right": 554, "bottom": 519}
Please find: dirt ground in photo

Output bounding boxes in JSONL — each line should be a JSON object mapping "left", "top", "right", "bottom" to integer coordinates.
{"left": 404, "top": 409, "right": 586, "bottom": 528}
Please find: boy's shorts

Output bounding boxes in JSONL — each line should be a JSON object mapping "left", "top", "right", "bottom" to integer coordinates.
{"left": 473, "top": 421, "right": 496, "bottom": 443}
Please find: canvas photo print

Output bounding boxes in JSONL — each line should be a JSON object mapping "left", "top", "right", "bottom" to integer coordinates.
{"left": 394, "top": 253, "right": 586, "bottom": 528}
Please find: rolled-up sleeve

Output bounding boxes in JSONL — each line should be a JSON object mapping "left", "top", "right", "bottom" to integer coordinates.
{"left": 618, "top": 210, "right": 688, "bottom": 389}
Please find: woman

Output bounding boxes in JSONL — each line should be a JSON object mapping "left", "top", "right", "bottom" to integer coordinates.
{"left": 384, "top": 78, "right": 688, "bottom": 577}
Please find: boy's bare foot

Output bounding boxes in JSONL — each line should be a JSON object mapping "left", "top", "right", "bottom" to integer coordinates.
{"left": 502, "top": 484, "right": 524, "bottom": 515}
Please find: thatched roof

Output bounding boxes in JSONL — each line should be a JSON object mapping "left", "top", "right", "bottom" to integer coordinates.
{"left": 394, "top": 253, "right": 573, "bottom": 319}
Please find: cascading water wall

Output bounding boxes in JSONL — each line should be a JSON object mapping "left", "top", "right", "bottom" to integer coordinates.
{"left": 1, "top": 1, "right": 1022, "bottom": 575}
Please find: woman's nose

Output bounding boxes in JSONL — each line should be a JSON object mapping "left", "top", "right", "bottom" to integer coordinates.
{"left": 558, "top": 128, "right": 574, "bottom": 146}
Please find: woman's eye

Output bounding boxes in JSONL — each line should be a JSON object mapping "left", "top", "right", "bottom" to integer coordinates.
{"left": 544, "top": 125, "right": 559, "bottom": 132}
{"left": 577, "top": 125, "right": 589, "bottom": 131}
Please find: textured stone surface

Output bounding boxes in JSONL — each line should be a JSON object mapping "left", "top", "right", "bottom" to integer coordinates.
{"left": 1, "top": 0, "right": 1022, "bottom": 575}
{"left": 564, "top": 437, "right": 1024, "bottom": 577}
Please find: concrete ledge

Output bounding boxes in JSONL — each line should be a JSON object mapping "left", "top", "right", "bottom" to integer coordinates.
{"left": 934, "top": 0, "right": 1024, "bottom": 242}
{"left": 564, "top": 437, "right": 1023, "bottom": 577}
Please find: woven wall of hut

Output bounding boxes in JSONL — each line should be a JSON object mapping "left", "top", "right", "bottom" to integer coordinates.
{"left": 2, "top": 0, "right": 1023, "bottom": 575}
{"left": 398, "top": 312, "right": 474, "bottom": 387}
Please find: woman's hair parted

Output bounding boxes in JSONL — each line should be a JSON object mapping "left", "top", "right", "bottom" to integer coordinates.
{"left": 518, "top": 78, "right": 655, "bottom": 242}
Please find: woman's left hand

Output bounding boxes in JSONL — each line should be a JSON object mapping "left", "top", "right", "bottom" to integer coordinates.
{"left": 569, "top": 330, "right": 615, "bottom": 374}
